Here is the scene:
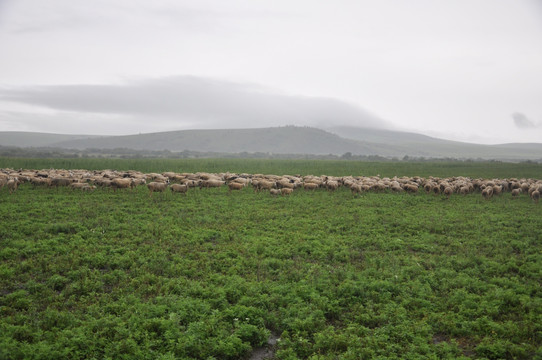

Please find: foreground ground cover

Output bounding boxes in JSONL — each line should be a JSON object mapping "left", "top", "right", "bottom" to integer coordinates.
{"left": 1, "top": 160, "right": 541, "bottom": 359}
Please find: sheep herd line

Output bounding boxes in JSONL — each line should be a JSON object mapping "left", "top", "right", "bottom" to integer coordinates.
{"left": 0, "top": 168, "right": 540, "bottom": 203}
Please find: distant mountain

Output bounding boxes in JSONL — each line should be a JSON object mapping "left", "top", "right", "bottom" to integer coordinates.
{"left": 326, "top": 126, "right": 449, "bottom": 144}
{"left": 0, "top": 126, "right": 541, "bottom": 160}
{"left": 326, "top": 126, "right": 542, "bottom": 160}
{"left": 0, "top": 132, "right": 107, "bottom": 148}
{"left": 48, "top": 126, "right": 375, "bottom": 155}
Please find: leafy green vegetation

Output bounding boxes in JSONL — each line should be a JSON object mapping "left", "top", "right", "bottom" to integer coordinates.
{"left": 1, "top": 160, "right": 541, "bottom": 359}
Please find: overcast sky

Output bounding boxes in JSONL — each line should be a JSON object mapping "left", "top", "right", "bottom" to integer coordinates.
{"left": 1, "top": 0, "right": 541, "bottom": 144}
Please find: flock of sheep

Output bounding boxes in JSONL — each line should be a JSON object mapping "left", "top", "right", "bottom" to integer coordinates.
{"left": 0, "top": 168, "right": 540, "bottom": 203}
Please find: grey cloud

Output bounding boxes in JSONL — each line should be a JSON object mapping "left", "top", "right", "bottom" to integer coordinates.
{"left": 4, "top": 1, "right": 232, "bottom": 35}
{"left": 9, "top": 17, "right": 89, "bottom": 34}
{"left": 3, "top": 1, "right": 103, "bottom": 34}
{"left": 0, "top": 76, "right": 387, "bottom": 130}
{"left": 512, "top": 112, "right": 539, "bottom": 129}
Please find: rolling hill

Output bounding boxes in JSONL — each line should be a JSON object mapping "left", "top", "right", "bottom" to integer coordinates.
{"left": 0, "top": 132, "right": 106, "bottom": 148}
{"left": 0, "top": 126, "right": 541, "bottom": 160}
{"left": 326, "top": 126, "right": 542, "bottom": 160}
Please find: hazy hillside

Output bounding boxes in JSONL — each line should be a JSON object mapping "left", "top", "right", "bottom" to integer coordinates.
{"left": 326, "top": 126, "right": 542, "bottom": 160}
{"left": 326, "top": 126, "right": 447, "bottom": 144}
{"left": 49, "top": 126, "right": 383, "bottom": 155}
{"left": 0, "top": 126, "right": 541, "bottom": 160}
{"left": 0, "top": 132, "right": 106, "bottom": 147}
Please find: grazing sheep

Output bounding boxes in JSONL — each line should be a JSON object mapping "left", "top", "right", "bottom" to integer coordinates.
{"left": 371, "top": 182, "right": 386, "bottom": 192}
{"left": 30, "top": 177, "right": 50, "bottom": 187}
{"left": 7, "top": 178, "right": 18, "bottom": 194}
{"left": 254, "top": 180, "right": 275, "bottom": 192}
{"left": 390, "top": 181, "right": 403, "bottom": 192}
{"left": 303, "top": 182, "right": 319, "bottom": 191}
{"left": 251, "top": 179, "right": 260, "bottom": 189}
{"left": 350, "top": 183, "right": 363, "bottom": 195}
{"left": 228, "top": 182, "right": 244, "bottom": 192}
{"left": 482, "top": 187, "right": 493, "bottom": 200}
{"left": 181, "top": 179, "right": 199, "bottom": 188}
{"left": 423, "top": 183, "right": 433, "bottom": 193}
{"left": 162, "top": 172, "right": 177, "bottom": 180}
{"left": 132, "top": 178, "right": 147, "bottom": 186}
{"left": 197, "top": 173, "right": 216, "bottom": 181}
{"left": 527, "top": 184, "right": 541, "bottom": 197}
{"left": 492, "top": 185, "right": 503, "bottom": 196}
{"left": 147, "top": 181, "right": 169, "bottom": 195}
{"left": 111, "top": 178, "right": 135, "bottom": 191}
{"left": 280, "top": 188, "right": 293, "bottom": 196}
{"left": 531, "top": 190, "right": 540, "bottom": 204}
{"left": 232, "top": 177, "right": 250, "bottom": 186}
{"left": 510, "top": 182, "right": 520, "bottom": 190}
{"left": 269, "top": 189, "right": 281, "bottom": 196}
{"left": 520, "top": 183, "right": 531, "bottom": 192}
{"left": 403, "top": 184, "right": 419, "bottom": 193}
{"left": 326, "top": 181, "right": 339, "bottom": 191}
{"left": 170, "top": 184, "right": 188, "bottom": 194}
{"left": 200, "top": 179, "right": 225, "bottom": 189}
{"left": 499, "top": 180, "right": 510, "bottom": 192}
{"left": 439, "top": 182, "right": 450, "bottom": 192}
{"left": 69, "top": 182, "right": 91, "bottom": 190}
{"left": 511, "top": 188, "right": 521, "bottom": 198}
{"left": 304, "top": 179, "right": 323, "bottom": 188}
{"left": 68, "top": 183, "right": 95, "bottom": 191}
{"left": 4, "top": 168, "right": 542, "bottom": 206}
{"left": 49, "top": 177, "right": 75, "bottom": 187}
{"left": 167, "top": 175, "right": 185, "bottom": 183}
{"left": 148, "top": 173, "right": 169, "bottom": 183}
{"left": 277, "top": 179, "right": 295, "bottom": 189}
{"left": 92, "top": 178, "right": 112, "bottom": 188}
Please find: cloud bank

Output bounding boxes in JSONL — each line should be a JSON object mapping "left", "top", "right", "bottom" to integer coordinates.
{"left": 0, "top": 76, "right": 387, "bottom": 134}
{"left": 512, "top": 112, "right": 539, "bottom": 129}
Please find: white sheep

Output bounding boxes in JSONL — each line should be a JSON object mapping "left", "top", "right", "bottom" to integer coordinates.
{"left": 170, "top": 184, "right": 188, "bottom": 194}
{"left": 200, "top": 179, "right": 225, "bottom": 189}
{"left": 280, "top": 188, "right": 293, "bottom": 196}
{"left": 511, "top": 188, "right": 521, "bottom": 198}
{"left": 482, "top": 187, "right": 493, "bottom": 200}
{"left": 111, "top": 178, "right": 135, "bottom": 191}
{"left": 6, "top": 177, "right": 18, "bottom": 194}
{"left": 443, "top": 186, "right": 453, "bottom": 199}
{"left": 303, "top": 182, "right": 319, "bottom": 191}
{"left": 147, "top": 181, "right": 169, "bottom": 195}
{"left": 269, "top": 189, "right": 281, "bottom": 196}
{"left": 531, "top": 190, "right": 540, "bottom": 204}
{"left": 228, "top": 182, "right": 244, "bottom": 192}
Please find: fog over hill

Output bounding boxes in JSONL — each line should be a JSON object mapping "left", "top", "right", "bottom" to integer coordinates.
{"left": 25, "top": 127, "right": 371, "bottom": 155}
{"left": 0, "top": 76, "right": 388, "bottom": 135}
{"left": 0, "top": 132, "right": 105, "bottom": 148}
{"left": 1, "top": 126, "right": 541, "bottom": 161}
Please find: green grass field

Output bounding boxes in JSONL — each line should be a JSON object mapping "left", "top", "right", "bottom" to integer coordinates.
{"left": 1, "top": 159, "right": 541, "bottom": 359}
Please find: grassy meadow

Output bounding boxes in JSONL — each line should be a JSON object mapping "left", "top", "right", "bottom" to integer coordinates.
{"left": 0, "top": 158, "right": 541, "bottom": 359}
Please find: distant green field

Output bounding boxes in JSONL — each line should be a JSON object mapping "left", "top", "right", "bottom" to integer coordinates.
{"left": 1, "top": 180, "right": 541, "bottom": 359}
{"left": 1, "top": 157, "right": 542, "bottom": 178}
